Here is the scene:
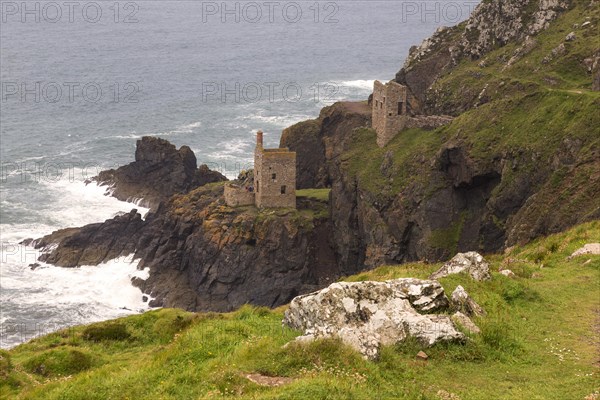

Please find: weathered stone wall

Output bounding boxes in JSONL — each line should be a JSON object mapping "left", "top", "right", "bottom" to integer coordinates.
{"left": 255, "top": 150, "right": 296, "bottom": 208}
{"left": 372, "top": 80, "right": 452, "bottom": 147}
{"left": 373, "top": 80, "right": 424, "bottom": 147}
{"left": 224, "top": 184, "right": 255, "bottom": 207}
{"left": 372, "top": 80, "right": 389, "bottom": 140}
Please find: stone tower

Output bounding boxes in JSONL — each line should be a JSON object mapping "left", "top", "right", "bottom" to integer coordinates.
{"left": 372, "top": 80, "right": 420, "bottom": 147}
{"left": 253, "top": 130, "right": 297, "bottom": 209}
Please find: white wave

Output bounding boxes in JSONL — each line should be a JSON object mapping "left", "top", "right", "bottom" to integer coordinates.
{"left": 37, "top": 171, "right": 150, "bottom": 229}
{"left": 335, "top": 79, "right": 379, "bottom": 91}
{"left": 154, "top": 120, "right": 203, "bottom": 137}
{"left": 0, "top": 169, "right": 153, "bottom": 348}
{"left": 207, "top": 137, "right": 253, "bottom": 160}
{"left": 178, "top": 121, "right": 201, "bottom": 131}
{"left": 0, "top": 253, "right": 153, "bottom": 349}
{"left": 110, "top": 133, "right": 144, "bottom": 140}
{"left": 243, "top": 113, "right": 313, "bottom": 130}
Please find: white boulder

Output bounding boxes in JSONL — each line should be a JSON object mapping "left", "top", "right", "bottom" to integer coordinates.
{"left": 283, "top": 279, "right": 465, "bottom": 359}
{"left": 569, "top": 243, "right": 600, "bottom": 259}
{"left": 430, "top": 252, "right": 491, "bottom": 281}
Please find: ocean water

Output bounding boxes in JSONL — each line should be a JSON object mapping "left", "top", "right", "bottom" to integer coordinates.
{"left": 0, "top": 1, "right": 479, "bottom": 348}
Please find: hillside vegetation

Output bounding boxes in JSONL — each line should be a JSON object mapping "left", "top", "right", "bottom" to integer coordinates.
{"left": 2, "top": 221, "right": 598, "bottom": 399}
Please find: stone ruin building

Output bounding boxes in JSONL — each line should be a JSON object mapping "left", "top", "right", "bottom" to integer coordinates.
{"left": 371, "top": 80, "right": 453, "bottom": 147}
{"left": 224, "top": 130, "right": 296, "bottom": 209}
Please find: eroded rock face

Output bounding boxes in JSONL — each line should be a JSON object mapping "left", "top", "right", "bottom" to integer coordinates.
{"left": 430, "top": 252, "right": 491, "bottom": 281}
{"left": 280, "top": 101, "right": 371, "bottom": 189}
{"left": 30, "top": 182, "right": 338, "bottom": 312}
{"left": 283, "top": 279, "right": 464, "bottom": 359}
{"left": 30, "top": 209, "right": 144, "bottom": 268}
{"left": 93, "top": 137, "right": 227, "bottom": 209}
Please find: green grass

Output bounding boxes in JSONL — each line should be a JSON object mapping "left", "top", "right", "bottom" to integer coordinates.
{"left": 2, "top": 221, "right": 599, "bottom": 399}
{"left": 296, "top": 188, "right": 331, "bottom": 202}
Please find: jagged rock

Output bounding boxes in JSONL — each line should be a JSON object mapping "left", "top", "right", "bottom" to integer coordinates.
{"left": 416, "top": 351, "right": 429, "bottom": 360}
{"left": 450, "top": 285, "right": 486, "bottom": 317}
{"left": 93, "top": 137, "right": 227, "bottom": 209}
{"left": 30, "top": 209, "right": 145, "bottom": 268}
{"left": 569, "top": 243, "right": 600, "bottom": 258}
{"left": 282, "top": 279, "right": 464, "bottom": 359}
{"left": 451, "top": 311, "right": 481, "bottom": 334}
{"left": 565, "top": 32, "right": 576, "bottom": 41}
{"left": 499, "top": 269, "right": 516, "bottom": 277}
{"left": 396, "top": 0, "right": 570, "bottom": 114}
{"left": 430, "top": 252, "right": 491, "bottom": 281}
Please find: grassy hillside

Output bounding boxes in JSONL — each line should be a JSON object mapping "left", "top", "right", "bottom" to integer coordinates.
{"left": 2, "top": 221, "right": 598, "bottom": 399}
{"left": 418, "top": 0, "right": 600, "bottom": 116}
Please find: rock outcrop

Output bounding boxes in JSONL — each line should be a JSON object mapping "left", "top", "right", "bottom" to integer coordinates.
{"left": 93, "top": 137, "right": 227, "bottom": 209}
{"left": 280, "top": 101, "right": 371, "bottom": 189}
{"left": 430, "top": 252, "right": 491, "bottom": 281}
{"left": 451, "top": 311, "right": 481, "bottom": 335}
{"left": 283, "top": 279, "right": 465, "bottom": 359}
{"left": 31, "top": 209, "right": 144, "bottom": 268}
{"left": 450, "top": 285, "right": 486, "bottom": 317}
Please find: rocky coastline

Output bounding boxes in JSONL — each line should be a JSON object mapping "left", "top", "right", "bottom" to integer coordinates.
{"left": 24, "top": 0, "right": 600, "bottom": 312}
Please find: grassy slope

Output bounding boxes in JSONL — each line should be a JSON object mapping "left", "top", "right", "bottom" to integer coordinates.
{"left": 2, "top": 221, "right": 599, "bottom": 400}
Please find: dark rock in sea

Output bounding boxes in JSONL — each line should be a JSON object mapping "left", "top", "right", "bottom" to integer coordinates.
{"left": 34, "top": 209, "right": 145, "bottom": 268}
{"left": 93, "top": 136, "right": 227, "bottom": 209}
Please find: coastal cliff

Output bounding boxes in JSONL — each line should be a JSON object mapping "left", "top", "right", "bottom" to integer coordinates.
{"left": 28, "top": 0, "right": 599, "bottom": 311}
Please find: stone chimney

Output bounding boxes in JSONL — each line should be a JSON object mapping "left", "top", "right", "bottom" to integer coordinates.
{"left": 256, "top": 130, "right": 264, "bottom": 148}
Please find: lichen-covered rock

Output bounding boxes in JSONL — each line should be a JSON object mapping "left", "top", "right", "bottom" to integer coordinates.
{"left": 283, "top": 279, "right": 464, "bottom": 359}
{"left": 450, "top": 286, "right": 486, "bottom": 317}
{"left": 430, "top": 252, "right": 491, "bottom": 281}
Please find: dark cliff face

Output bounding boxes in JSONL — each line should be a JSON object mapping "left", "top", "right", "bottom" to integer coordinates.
{"left": 135, "top": 188, "right": 337, "bottom": 311}
{"left": 280, "top": 102, "right": 371, "bottom": 189}
{"left": 94, "top": 136, "right": 227, "bottom": 209}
